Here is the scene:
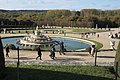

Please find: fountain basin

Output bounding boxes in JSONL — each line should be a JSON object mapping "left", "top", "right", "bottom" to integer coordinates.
{"left": 2, "top": 36, "right": 92, "bottom": 51}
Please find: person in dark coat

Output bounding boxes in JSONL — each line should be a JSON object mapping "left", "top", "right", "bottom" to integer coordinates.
{"left": 49, "top": 46, "right": 56, "bottom": 60}
{"left": 91, "top": 45, "right": 96, "bottom": 57}
{"left": 59, "top": 42, "right": 65, "bottom": 55}
{"left": 36, "top": 47, "right": 42, "bottom": 60}
{"left": 88, "top": 47, "right": 91, "bottom": 55}
{"left": 6, "top": 44, "right": 10, "bottom": 57}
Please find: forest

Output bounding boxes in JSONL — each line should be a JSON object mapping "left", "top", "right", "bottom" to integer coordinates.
{"left": 0, "top": 9, "right": 120, "bottom": 29}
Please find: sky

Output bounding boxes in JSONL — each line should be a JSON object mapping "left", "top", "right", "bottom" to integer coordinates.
{"left": 0, "top": 0, "right": 120, "bottom": 11}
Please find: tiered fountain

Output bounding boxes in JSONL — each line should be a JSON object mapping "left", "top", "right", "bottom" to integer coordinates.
{"left": 18, "top": 26, "right": 59, "bottom": 50}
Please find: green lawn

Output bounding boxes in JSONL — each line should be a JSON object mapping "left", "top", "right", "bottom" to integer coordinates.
{"left": 83, "top": 39, "right": 103, "bottom": 50}
{"left": 72, "top": 28, "right": 106, "bottom": 34}
{"left": 1, "top": 28, "right": 106, "bottom": 34}
{"left": 3, "top": 65, "right": 115, "bottom": 80}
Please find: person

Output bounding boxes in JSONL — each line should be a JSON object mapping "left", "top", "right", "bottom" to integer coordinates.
{"left": 59, "top": 42, "right": 65, "bottom": 55}
{"left": 97, "top": 34, "right": 99, "bottom": 38}
{"left": 5, "top": 44, "right": 10, "bottom": 57}
{"left": 36, "top": 47, "right": 42, "bottom": 60}
{"left": 108, "top": 32, "right": 113, "bottom": 38}
{"left": 49, "top": 46, "right": 56, "bottom": 60}
{"left": 88, "top": 47, "right": 91, "bottom": 55}
{"left": 115, "top": 33, "right": 118, "bottom": 38}
{"left": 91, "top": 45, "right": 96, "bottom": 57}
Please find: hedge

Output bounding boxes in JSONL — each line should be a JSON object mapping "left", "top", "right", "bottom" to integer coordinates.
{"left": 114, "top": 41, "right": 120, "bottom": 77}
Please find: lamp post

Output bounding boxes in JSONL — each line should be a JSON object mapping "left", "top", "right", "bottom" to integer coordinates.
{"left": 64, "top": 30, "right": 66, "bottom": 37}
{"left": 17, "top": 47, "right": 20, "bottom": 80}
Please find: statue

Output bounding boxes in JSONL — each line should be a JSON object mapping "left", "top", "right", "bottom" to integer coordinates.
{"left": 96, "top": 24, "right": 98, "bottom": 29}
{"left": 36, "top": 26, "right": 39, "bottom": 30}
{"left": 58, "top": 29, "right": 60, "bottom": 34}
{"left": 3, "top": 29, "right": 6, "bottom": 34}
{"left": 17, "top": 25, "right": 59, "bottom": 51}
{"left": 108, "top": 32, "right": 113, "bottom": 38}
{"left": 35, "top": 26, "right": 42, "bottom": 35}
{"left": 110, "top": 40, "right": 115, "bottom": 50}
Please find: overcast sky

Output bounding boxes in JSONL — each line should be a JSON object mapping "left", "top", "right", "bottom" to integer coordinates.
{"left": 0, "top": 0, "right": 120, "bottom": 10}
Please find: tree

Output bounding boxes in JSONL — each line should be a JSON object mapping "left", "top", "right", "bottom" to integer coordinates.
{"left": 0, "top": 36, "right": 5, "bottom": 79}
{"left": 1, "top": 9, "right": 120, "bottom": 28}
{"left": 114, "top": 41, "right": 120, "bottom": 77}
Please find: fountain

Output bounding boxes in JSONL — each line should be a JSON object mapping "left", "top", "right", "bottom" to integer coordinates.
{"left": 17, "top": 26, "right": 59, "bottom": 50}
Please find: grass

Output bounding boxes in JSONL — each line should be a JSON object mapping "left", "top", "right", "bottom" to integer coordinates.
{"left": 83, "top": 38, "right": 103, "bottom": 50}
{"left": 1, "top": 28, "right": 107, "bottom": 34}
{"left": 3, "top": 65, "right": 115, "bottom": 80}
{"left": 71, "top": 28, "right": 106, "bottom": 34}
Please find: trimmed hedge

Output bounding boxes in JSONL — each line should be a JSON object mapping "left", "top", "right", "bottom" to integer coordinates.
{"left": 114, "top": 41, "right": 120, "bottom": 77}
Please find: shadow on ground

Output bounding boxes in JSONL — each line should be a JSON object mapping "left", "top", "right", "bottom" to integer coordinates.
{"left": 49, "top": 57, "right": 85, "bottom": 62}
{"left": 66, "top": 53, "right": 89, "bottom": 56}
{"left": 97, "top": 56, "right": 115, "bottom": 58}
{"left": 12, "top": 57, "right": 35, "bottom": 60}
{"left": 3, "top": 67, "right": 114, "bottom": 80}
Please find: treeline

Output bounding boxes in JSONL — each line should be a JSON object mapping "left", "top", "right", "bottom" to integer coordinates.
{"left": 0, "top": 9, "right": 120, "bottom": 29}
{"left": 0, "top": 18, "right": 36, "bottom": 29}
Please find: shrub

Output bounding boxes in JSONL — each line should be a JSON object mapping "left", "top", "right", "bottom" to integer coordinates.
{"left": 25, "top": 30, "right": 28, "bottom": 33}
{"left": 32, "top": 30, "right": 34, "bottom": 34}
{"left": 114, "top": 41, "right": 120, "bottom": 77}
{"left": 8, "top": 44, "right": 16, "bottom": 50}
{"left": 11, "top": 31, "right": 14, "bottom": 34}
{"left": 18, "top": 30, "right": 20, "bottom": 33}
{"left": 8, "top": 30, "right": 10, "bottom": 33}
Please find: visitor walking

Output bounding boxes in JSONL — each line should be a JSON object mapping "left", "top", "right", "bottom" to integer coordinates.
{"left": 88, "top": 47, "right": 91, "bottom": 55}
{"left": 97, "top": 34, "right": 99, "bottom": 38}
{"left": 59, "top": 42, "right": 65, "bottom": 55}
{"left": 36, "top": 47, "right": 42, "bottom": 60}
{"left": 49, "top": 46, "right": 56, "bottom": 60}
{"left": 91, "top": 45, "right": 96, "bottom": 57}
{"left": 5, "top": 44, "right": 10, "bottom": 58}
